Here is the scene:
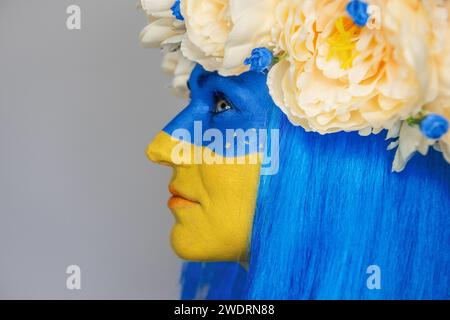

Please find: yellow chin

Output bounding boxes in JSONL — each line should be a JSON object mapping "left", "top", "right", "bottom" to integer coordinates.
{"left": 147, "top": 131, "right": 261, "bottom": 262}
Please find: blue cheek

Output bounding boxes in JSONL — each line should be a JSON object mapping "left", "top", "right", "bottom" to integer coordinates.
{"left": 162, "top": 67, "right": 273, "bottom": 157}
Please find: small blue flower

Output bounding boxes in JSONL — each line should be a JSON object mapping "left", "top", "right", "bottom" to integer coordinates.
{"left": 244, "top": 48, "right": 273, "bottom": 73}
{"left": 420, "top": 114, "right": 449, "bottom": 139}
{"left": 346, "top": 0, "right": 369, "bottom": 27}
{"left": 171, "top": 0, "right": 184, "bottom": 21}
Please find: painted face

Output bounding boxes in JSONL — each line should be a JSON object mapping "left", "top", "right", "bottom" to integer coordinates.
{"left": 147, "top": 65, "right": 274, "bottom": 262}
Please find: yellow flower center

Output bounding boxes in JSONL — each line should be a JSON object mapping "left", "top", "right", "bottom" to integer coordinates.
{"left": 327, "top": 17, "right": 361, "bottom": 69}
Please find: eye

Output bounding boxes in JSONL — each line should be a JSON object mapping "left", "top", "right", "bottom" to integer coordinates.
{"left": 213, "top": 92, "right": 233, "bottom": 114}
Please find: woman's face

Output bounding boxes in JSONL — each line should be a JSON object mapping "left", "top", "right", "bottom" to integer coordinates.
{"left": 147, "top": 66, "right": 273, "bottom": 262}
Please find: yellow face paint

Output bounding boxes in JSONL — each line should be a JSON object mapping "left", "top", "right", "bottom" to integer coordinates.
{"left": 147, "top": 131, "right": 261, "bottom": 262}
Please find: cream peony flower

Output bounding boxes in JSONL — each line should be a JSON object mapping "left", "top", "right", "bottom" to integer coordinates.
{"left": 387, "top": 98, "right": 450, "bottom": 172}
{"left": 387, "top": 1, "right": 450, "bottom": 171}
{"left": 388, "top": 121, "right": 436, "bottom": 172}
{"left": 268, "top": 0, "right": 447, "bottom": 134}
{"left": 140, "top": 0, "right": 192, "bottom": 96}
{"left": 161, "top": 49, "right": 195, "bottom": 98}
{"left": 139, "top": 0, "right": 185, "bottom": 49}
{"left": 180, "top": 0, "right": 278, "bottom": 76}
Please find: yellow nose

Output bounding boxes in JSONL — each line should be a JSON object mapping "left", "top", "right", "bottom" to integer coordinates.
{"left": 146, "top": 131, "right": 175, "bottom": 166}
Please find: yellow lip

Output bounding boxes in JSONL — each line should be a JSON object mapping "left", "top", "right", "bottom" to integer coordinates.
{"left": 168, "top": 196, "right": 198, "bottom": 209}
{"left": 168, "top": 185, "right": 199, "bottom": 209}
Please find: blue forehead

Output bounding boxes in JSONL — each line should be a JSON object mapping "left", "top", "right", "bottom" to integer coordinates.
{"left": 162, "top": 65, "right": 276, "bottom": 156}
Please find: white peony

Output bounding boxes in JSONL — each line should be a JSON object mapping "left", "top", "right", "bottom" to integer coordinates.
{"left": 388, "top": 121, "right": 436, "bottom": 172}
{"left": 161, "top": 49, "right": 195, "bottom": 98}
{"left": 388, "top": 1, "right": 450, "bottom": 171}
{"left": 139, "top": 0, "right": 192, "bottom": 96}
{"left": 139, "top": 0, "right": 185, "bottom": 49}
{"left": 180, "top": 0, "right": 278, "bottom": 76}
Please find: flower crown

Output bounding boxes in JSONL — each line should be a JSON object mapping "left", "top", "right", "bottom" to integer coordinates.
{"left": 139, "top": 0, "right": 450, "bottom": 172}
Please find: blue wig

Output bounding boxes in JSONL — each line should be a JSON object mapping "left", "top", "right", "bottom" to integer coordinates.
{"left": 180, "top": 88, "right": 450, "bottom": 301}
{"left": 246, "top": 107, "right": 450, "bottom": 300}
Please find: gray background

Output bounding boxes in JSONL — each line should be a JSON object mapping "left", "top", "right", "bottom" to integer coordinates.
{"left": 0, "top": 0, "right": 183, "bottom": 299}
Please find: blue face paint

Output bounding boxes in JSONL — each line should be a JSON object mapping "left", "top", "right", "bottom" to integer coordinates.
{"left": 148, "top": 65, "right": 276, "bottom": 262}
{"left": 163, "top": 65, "right": 275, "bottom": 157}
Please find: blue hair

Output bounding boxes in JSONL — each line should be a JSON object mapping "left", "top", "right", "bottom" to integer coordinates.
{"left": 246, "top": 107, "right": 450, "bottom": 299}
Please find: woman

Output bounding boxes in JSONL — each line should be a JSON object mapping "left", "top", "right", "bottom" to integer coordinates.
{"left": 141, "top": 0, "right": 450, "bottom": 299}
